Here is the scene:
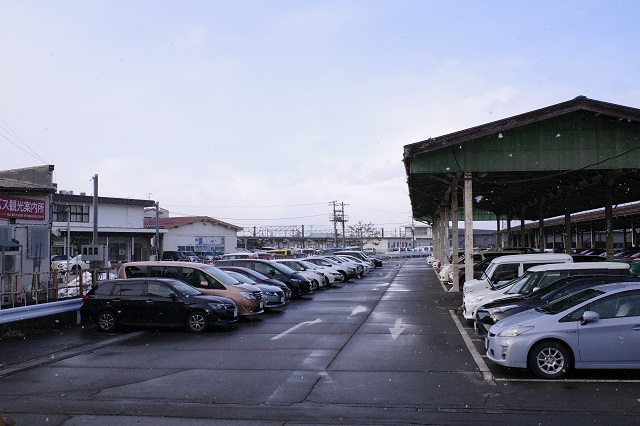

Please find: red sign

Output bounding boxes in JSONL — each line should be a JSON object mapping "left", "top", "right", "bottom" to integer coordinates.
{"left": 0, "top": 195, "right": 46, "bottom": 220}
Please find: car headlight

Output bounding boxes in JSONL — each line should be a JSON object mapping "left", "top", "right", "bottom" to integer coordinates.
{"left": 472, "top": 295, "right": 485, "bottom": 303}
{"left": 463, "top": 286, "right": 473, "bottom": 294}
{"left": 498, "top": 325, "right": 534, "bottom": 337}
{"left": 240, "top": 291, "right": 257, "bottom": 300}
{"left": 208, "top": 302, "right": 226, "bottom": 310}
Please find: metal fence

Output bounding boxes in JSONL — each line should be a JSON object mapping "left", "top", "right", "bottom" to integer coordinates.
{"left": 0, "top": 267, "right": 118, "bottom": 323}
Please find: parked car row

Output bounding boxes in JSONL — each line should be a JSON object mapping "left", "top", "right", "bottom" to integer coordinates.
{"left": 436, "top": 250, "right": 640, "bottom": 379}
{"left": 81, "top": 251, "right": 381, "bottom": 334}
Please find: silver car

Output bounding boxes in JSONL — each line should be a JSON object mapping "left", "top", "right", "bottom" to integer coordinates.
{"left": 485, "top": 282, "right": 640, "bottom": 379}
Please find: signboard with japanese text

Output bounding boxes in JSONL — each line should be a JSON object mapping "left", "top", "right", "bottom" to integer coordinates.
{"left": 0, "top": 195, "right": 46, "bottom": 221}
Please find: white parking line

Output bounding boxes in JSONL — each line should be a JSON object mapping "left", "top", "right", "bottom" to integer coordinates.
{"left": 449, "top": 309, "right": 495, "bottom": 384}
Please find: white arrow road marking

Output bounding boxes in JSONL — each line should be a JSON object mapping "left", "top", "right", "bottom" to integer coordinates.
{"left": 350, "top": 305, "right": 367, "bottom": 316}
{"left": 271, "top": 318, "right": 323, "bottom": 340}
{"left": 389, "top": 318, "right": 406, "bottom": 340}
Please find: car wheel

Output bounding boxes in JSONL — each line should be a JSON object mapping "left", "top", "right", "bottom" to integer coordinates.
{"left": 97, "top": 310, "right": 117, "bottom": 332}
{"left": 187, "top": 311, "right": 208, "bottom": 333}
{"left": 339, "top": 271, "right": 349, "bottom": 282}
{"left": 527, "top": 340, "right": 572, "bottom": 379}
{"left": 311, "top": 279, "right": 320, "bottom": 290}
{"left": 323, "top": 276, "right": 330, "bottom": 287}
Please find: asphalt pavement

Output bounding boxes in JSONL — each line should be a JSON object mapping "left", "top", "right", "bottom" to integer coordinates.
{"left": 0, "top": 258, "right": 639, "bottom": 425}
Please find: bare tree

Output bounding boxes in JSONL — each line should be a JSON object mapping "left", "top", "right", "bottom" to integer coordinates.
{"left": 347, "top": 221, "right": 381, "bottom": 248}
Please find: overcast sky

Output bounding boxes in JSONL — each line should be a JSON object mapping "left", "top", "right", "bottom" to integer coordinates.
{"left": 2, "top": 1, "right": 639, "bottom": 234}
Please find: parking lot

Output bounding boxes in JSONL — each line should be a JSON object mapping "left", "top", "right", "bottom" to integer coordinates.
{"left": 1, "top": 257, "right": 640, "bottom": 425}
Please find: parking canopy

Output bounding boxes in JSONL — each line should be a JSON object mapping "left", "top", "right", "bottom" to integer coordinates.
{"left": 403, "top": 96, "right": 640, "bottom": 227}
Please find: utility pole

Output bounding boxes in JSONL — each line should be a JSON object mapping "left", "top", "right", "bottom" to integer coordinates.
{"left": 92, "top": 174, "right": 98, "bottom": 245}
{"left": 341, "top": 201, "right": 348, "bottom": 247}
{"left": 155, "top": 201, "right": 160, "bottom": 259}
{"left": 329, "top": 201, "right": 349, "bottom": 248}
{"left": 330, "top": 201, "right": 338, "bottom": 246}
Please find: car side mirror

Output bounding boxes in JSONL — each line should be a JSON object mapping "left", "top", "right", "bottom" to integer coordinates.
{"left": 581, "top": 310, "right": 600, "bottom": 325}
{"left": 170, "top": 294, "right": 178, "bottom": 301}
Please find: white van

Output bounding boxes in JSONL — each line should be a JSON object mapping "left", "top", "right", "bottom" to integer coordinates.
{"left": 463, "top": 261, "right": 630, "bottom": 321}
{"left": 462, "top": 253, "right": 573, "bottom": 296}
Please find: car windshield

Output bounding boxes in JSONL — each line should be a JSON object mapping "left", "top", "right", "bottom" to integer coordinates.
{"left": 526, "top": 278, "right": 574, "bottom": 299}
{"left": 504, "top": 271, "right": 538, "bottom": 294}
{"left": 481, "top": 262, "right": 498, "bottom": 282}
{"left": 536, "top": 288, "right": 605, "bottom": 314}
{"left": 493, "top": 274, "right": 526, "bottom": 291}
{"left": 282, "top": 261, "right": 303, "bottom": 271}
{"left": 227, "top": 271, "right": 256, "bottom": 284}
{"left": 268, "top": 262, "right": 295, "bottom": 274}
{"left": 170, "top": 280, "right": 203, "bottom": 296}
{"left": 201, "top": 265, "right": 241, "bottom": 285}
{"left": 246, "top": 269, "right": 269, "bottom": 280}
{"left": 301, "top": 261, "right": 319, "bottom": 270}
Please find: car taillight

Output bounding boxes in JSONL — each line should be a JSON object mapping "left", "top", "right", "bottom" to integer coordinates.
{"left": 82, "top": 295, "right": 90, "bottom": 302}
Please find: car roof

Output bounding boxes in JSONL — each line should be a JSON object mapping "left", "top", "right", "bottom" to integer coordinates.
{"left": 588, "top": 281, "right": 640, "bottom": 293}
{"left": 488, "top": 253, "right": 573, "bottom": 264}
{"left": 120, "top": 261, "right": 213, "bottom": 270}
{"left": 99, "top": 277, "right": 180, "bottom": 285}
{"left": 526, "top": 261, "right": 629, "bottom": 272}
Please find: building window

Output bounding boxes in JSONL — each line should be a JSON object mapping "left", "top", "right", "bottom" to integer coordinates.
{"left": 53, "top": 204, "right": 90, "bottom": 223}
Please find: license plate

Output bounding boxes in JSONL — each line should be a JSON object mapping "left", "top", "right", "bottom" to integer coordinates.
{"left": 259, "top": 302, "right": 263, "bottom": 309}
{"left": 280, "top": 296, "right": 285, "bottom": 303}
{"left": 485, "top": 338, "right": 489, "bottom": 350}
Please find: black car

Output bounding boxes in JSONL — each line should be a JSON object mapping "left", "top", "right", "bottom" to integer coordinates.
{"left": 214, "top": 259, "right": 312, "bottom": 298}
{"left": 81, "top": 278, "right": 239, "bottom": 333}
{"left": 474, "top": 275, "right": 640, "bottom": 335}
{"left": 217, "top": 265, "right": 292, "bottom": 299}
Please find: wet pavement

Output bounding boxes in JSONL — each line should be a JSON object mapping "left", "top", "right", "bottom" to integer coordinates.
{"left": 0, "top": 258, "right": 639, "bottom": 425}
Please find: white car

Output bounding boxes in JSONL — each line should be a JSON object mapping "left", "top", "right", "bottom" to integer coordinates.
{"left": 300, "top": 261, "right": 341, "bottom": 285}
{"left": 337, "top": 255, "right": 374, "bottom": 275}
{"left": 304, "top": 257, "right": 357, "bottom": 282}
{"left": 52, "top": 255, "right": 91, "bottom": 273}
{"left": 273, "top": 259, "right": 327, "bottom": 288}
{"left": 464, "top": 261, "right": 631, "bottom": 322}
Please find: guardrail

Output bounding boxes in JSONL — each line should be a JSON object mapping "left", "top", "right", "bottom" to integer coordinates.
{"left": 0, "top": 298, "right": 82, "bottom": 325}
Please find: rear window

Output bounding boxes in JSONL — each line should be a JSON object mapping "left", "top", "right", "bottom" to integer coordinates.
{"left": 123, "top": 265, "right": 148, "bottom": 278}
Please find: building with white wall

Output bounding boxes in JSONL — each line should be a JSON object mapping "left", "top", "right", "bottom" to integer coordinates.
{"left": 143, "top": 216, "right": 242, "bottom": 256}
{"left": 52, "top": 192, "right": 158, "bottom": 263}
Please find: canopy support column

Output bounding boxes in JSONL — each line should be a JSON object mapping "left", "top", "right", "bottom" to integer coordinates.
{"left": 463, "top": 173, "right": 473, "bottom": 290}
{"left": 539, "top": 201, "right": 546, "bottom": 252}
{"left": 451, "top": 178, "right": 460, "bottom": 291}
{"left": 605, "top": 176, "right": 614, "bottom": 259}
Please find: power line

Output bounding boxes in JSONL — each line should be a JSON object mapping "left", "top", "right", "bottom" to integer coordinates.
{"left": 0, "top": 119, "right": 48, "bottom": 164}
{"left": 163, "top": 202, "right": 330, "bottom": 209}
